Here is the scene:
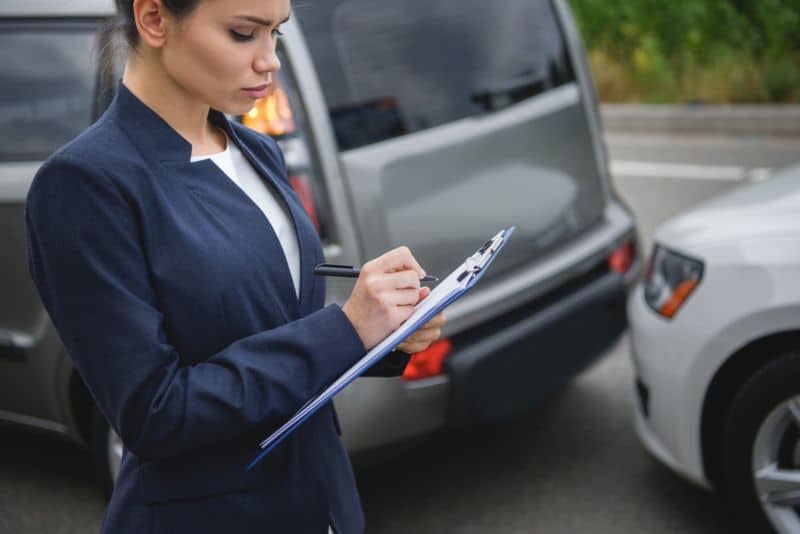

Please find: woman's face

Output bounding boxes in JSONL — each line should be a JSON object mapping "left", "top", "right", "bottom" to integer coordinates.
{"left": 161, "top": 0, "right": 290, "bottom": 115}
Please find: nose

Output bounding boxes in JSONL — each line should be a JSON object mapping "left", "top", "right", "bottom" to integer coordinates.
{"left": 253, "top": 45, "right": 281, "bottom": 76}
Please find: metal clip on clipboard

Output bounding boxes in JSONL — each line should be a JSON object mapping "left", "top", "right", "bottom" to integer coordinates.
{"left": 459, "top": 231, "right": 507, "bottom": 283}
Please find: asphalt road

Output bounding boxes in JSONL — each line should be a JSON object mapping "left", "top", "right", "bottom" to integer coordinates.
{"left": 1, "top": 131, "right": 798, "bottom": 533}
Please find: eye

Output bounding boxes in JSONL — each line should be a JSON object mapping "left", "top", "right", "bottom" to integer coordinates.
{"left": 272, "top": 27, "right": 284, "bottom": 38}
{"left": 229, "top": 29, "right": 256, "bottom": 42}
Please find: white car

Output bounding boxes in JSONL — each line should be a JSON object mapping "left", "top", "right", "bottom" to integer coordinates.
{"left": 628, "top": 163, "right": 800, "bottom": 534}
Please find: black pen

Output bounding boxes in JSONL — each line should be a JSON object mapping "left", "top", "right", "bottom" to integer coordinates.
{"left": 313, "top": 263, "right": 438, "bottom": 283}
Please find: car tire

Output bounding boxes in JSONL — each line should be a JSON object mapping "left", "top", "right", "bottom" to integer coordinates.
{"left": 90, "top": 407, "right": 122, "bottom": 498}
{"left": 723, "top": 350, "right": 800, "bottom": 534}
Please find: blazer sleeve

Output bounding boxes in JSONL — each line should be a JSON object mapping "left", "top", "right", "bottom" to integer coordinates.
{"left": 25, "top": 154, "right": 366, "bottom": 461}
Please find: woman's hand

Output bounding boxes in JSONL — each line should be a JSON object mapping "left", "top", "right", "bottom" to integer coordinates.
{"left": 341, "top": 247, "right": 428, "bottom": 350}
{"left": 397, "top": 307, "right": 446, "bottom": 354}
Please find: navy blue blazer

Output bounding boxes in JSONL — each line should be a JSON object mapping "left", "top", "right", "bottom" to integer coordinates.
{"left": 25, "top": 83, "right": 408, "bottom": 533}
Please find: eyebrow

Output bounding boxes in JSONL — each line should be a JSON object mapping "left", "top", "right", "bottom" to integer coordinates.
{"left": 233, "top": 14, "right": 291, "bottom": 26}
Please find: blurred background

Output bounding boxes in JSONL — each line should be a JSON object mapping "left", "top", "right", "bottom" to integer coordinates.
{"left": 571, "top": 0, "right": 800, "bottom": 103}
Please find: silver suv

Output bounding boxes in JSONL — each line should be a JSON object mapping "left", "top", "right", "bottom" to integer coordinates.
{"left": 1, "top": 0, "right": 641, "bottom": 490}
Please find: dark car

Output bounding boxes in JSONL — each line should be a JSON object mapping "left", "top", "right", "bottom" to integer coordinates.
{"left": 0, "top": 0, "right": 641, "bottom": 490}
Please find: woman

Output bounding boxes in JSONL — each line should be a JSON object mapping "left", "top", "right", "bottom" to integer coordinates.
{"left": 24, "top": 0, "right": 445, "bottom": 532}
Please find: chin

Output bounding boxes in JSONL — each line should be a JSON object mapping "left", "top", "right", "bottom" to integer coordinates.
{"left": 211, "top": 95, "right": 256, "bottom": 117}
{"left": 214, "top": 105, "right": 250, "bottom": 117}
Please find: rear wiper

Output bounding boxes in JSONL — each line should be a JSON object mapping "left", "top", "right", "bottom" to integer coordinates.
{"left": 470, "top": 66, "right": 551, "bottom": 111}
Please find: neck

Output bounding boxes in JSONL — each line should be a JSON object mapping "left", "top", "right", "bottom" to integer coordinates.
{"left": 122, "top": 53, "right": 224, "bottom": 156}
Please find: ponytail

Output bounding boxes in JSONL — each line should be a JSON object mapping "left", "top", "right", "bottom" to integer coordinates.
{"left": 95, "top": 15, "right": 126, "bottom": 92}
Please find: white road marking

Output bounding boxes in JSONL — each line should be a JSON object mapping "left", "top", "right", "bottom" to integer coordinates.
{"left": 610, "top": 160, "right": 772, "bottom": 182}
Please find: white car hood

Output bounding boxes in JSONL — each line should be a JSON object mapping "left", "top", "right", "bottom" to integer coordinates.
{"left": 655, "top": 163, "right": 800, "bottom": 250}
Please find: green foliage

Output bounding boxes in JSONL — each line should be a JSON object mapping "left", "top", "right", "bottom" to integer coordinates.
{"left": 569, "top": 0, "right": 800, "bottom": 102}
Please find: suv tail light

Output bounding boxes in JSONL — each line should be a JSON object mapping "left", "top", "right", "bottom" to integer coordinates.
{"left": 240, "top": 65, "right": 332, "bottom": 243}
{"left": 608, "top": 240, "right": 636, "bottom": 275}
{"left": 287, "top": 174, "right": 320, "bottom": 233}
{"left": 401, "top": 338, "right": 453, "bottom": 381}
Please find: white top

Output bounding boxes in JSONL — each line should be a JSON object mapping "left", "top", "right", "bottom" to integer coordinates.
{"left": 191, "top": 134, "right": 301, "bottom": 298}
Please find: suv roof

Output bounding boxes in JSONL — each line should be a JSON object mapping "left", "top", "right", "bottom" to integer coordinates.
{"left": 1, "top": 0, "right": 113, "bottom": 17}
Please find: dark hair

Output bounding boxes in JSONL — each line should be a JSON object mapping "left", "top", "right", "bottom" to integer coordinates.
{"left": 97, "top": 0, "right": 201, "bottom": 88}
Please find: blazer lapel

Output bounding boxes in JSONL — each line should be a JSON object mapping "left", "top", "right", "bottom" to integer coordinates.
{"left": 212, "top": 113, "right": 319, "bottom": 317}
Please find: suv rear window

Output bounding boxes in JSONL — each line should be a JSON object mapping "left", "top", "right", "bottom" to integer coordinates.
{"left": 299, "top": 0, "right": 575, "bottom": 151}
{"left": 0, "top": 22, "right": 98, "bottom": 162}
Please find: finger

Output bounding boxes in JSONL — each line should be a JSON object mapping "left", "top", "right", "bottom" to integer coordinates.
{"left": 398, "top": 342, "right": 426, "bottom": 354}
{"left": 386, "top": 288, "right": 422, "bottom": 307}
{"left": 404, "top": 334, "right": 439, "bottom": 353}
{"left": 416, "top": 286, "right": 431, "bottom": 303}
{"left": 420, "top": 328, "right": 442, "bottom": 342}
{"left": 393, "top": 306, "right": 416, "bottom": 327}
{"left": 377, "top": 246, "right": 426, "bottom": 278}
{"left": 424, "top": 312, "right": 446, "bottom": 328}
{"left": 363, "top": 271, "right": 418, "bottom": 295}
{"left": 385, "top": 270, "right": 421, "bottom": 291}
{"left": 415, "top": 313, "right": 446, "bottom": 331}
{"left": 404, "top": 331, "right": 425, "bottom": 343}
{"left": 406, "top": 327, "right": 441, "bottom": 344}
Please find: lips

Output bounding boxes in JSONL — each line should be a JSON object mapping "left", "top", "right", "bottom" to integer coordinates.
{"left": 242, "top": 83, "right": 270, "bottom": 99}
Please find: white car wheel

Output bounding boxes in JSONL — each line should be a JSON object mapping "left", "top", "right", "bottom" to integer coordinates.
{"left": 724, "top": 351, "right": 800, "bottom": 534}
{"left": 752, "top": 397, "right": 800, "bottom": 533}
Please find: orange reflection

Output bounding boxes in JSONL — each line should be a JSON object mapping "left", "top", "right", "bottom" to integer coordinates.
{"left": 242, "top": 78, "right": 296, "bottom": 137}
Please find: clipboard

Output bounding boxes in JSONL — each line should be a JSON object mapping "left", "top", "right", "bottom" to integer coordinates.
{"left": 248, "top": 226, "right": 515, "bottom": 469}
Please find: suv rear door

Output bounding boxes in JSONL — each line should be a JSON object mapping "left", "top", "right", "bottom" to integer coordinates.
{"left": 295, "top": 0, "right": 608, "bottom": 288}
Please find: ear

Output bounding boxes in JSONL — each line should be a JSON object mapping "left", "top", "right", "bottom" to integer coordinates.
{"left": 132, "top": 0, "right": 170, "bottom": 49}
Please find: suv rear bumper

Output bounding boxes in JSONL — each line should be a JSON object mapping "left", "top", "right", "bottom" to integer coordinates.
{"left": 446, "top": 267, "right": 628, "bottom": 423}
{"left": 338, "top": 202, "right": 639, "bottom": 452}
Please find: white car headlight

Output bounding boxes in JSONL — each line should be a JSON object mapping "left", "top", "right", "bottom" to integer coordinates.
{"left": 643, "top": 245, "right": 704, "bottom": 319}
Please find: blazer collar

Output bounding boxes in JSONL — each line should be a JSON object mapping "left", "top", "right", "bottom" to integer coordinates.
{"left": 108, "top": 81, "right": 236, "bottom": 163}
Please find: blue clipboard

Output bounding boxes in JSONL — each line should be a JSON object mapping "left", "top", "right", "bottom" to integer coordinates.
{"left": 248, "top": 226, "right": 515, "bottom": 469}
